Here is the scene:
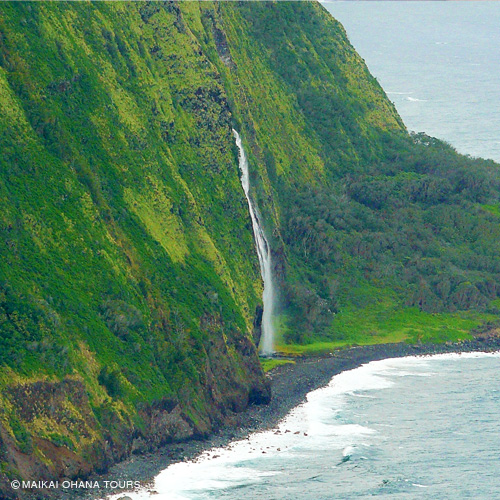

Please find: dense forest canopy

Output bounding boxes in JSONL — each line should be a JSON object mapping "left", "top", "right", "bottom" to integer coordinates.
{"left": 281, "top": 132, "right": 500, "bottom": 343}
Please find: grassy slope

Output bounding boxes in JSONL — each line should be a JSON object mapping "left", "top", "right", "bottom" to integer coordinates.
{"left": 0, "top": 1, "right": 268, "bottom": 480}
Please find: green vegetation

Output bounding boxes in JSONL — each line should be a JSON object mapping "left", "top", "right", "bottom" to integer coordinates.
{"left": 260, "top": 358, "right": 295, "bottom": 373}
{"left": 0, "top": 1, "right": 268, "bottom": 476}
{"left": 0, "top": 0, "right": 499, "bottom": 485}
{"left": 482, "top": 203, "right": 500, "bottom": 217}
{"left": 204, "top": 2, "right": 500, "bottom": 348}
{"left": 278, "top": 135, "right": 500, "bottom": 345}
{"left": 278, "top": 308, "right": 492, "bottom": 357}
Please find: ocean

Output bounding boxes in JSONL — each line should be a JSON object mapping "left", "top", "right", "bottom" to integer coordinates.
{"left": 324, "top": 1, "right": 500, "bottom": 163}
{"left": 109, "top": 353, "right": 500, "bottom": 500}
{"left": 105, "top": 4, "right": 500, "bottom": 499}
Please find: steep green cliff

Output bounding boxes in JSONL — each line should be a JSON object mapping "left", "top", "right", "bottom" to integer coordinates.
{"left": 194, "top": 1, "right": 500, "bottom": 347}
{"left": 1, "top": 1, "right": 500, "bottom": 492}
{"left": 0, "top": 1, "right": 271, "bottom": 488}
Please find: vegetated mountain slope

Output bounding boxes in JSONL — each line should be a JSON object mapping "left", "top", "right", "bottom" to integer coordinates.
{"left": 208, "top": 2, "right": 500, "bottom": 346}
{"left": 0, "top": 0, "right": 500, "bottom": 492}
{"left": 0, "top": 1, "right": 271, "bottom": 489}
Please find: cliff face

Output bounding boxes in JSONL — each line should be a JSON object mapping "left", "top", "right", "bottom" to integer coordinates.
{"left": 1, "top": 1, "right": 500, "bottom": 493}
{"left": 182, "top": 2, "right": 500, "bottom": 344}
{"left": 0, "top": 1, "right": 277, "bottom": 490}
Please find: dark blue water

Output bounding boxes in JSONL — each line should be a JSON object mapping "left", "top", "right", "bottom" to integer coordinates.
{"left": 116, "top": 353, "right": 500, "bottom": 500}
{"left": 324, "top": 1, "right": 500, "bottom": 162}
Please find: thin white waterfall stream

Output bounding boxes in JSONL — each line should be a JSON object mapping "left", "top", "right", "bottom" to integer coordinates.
{"left": 233, "top": 129, "right": 275, "bottom": 356}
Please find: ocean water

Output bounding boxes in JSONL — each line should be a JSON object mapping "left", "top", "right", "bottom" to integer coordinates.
{"left": 324, "top": 1, "right": 500, "bottom": 163}
{"left": 109, "top": 353, "right": 500, "bottom": 500}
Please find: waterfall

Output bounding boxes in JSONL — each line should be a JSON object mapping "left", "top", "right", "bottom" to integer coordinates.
{"left": 233, "top": 129, "right": 275, "bottom": 356}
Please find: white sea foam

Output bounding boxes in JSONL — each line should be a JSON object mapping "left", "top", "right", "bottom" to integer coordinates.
{"left": 416, "top": 351, "right": 500, "bottom": 361}
{"left": 104, "top": 351, "right": 500, "bottom": 500}
{"left": 342, "top": 445, "right": 355, "bottom": 457}
{"left": 349, "top": 392, "right": 375, "bottom": 398}
{"left": 407, "top": 96, "right": 427, "bottom": 102}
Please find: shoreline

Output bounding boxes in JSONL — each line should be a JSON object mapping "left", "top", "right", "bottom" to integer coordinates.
{"left": 76, "top": 337, "right": 500, "bottom": 499}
